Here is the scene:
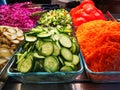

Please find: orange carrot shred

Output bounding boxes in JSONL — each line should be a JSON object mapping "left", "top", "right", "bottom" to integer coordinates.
{"left": 76, "top": 20, "right": 120, "bottom": 72}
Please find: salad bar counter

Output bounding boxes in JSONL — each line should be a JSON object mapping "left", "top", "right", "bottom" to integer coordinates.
{"left": 1, "top": 0, "right": 120, "bottom": 90}
{"left": 2, "top": 74, "right": 120, "bottom": 90}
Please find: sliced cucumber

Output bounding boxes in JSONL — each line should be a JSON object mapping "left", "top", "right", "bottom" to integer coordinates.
{"left": 59, "top": 34, "right": 72, "bottom": 48}
{"left": 74, "top": 42, "right": 80, "bottom": 54}
{"left": 32, "top": 60, "right": 40, "bottom": 72}
{"left": 19, "top": 56, "right": 33, "bottom": 73}
{"left": 60, "top": 66, "right": 73, "bottom": 72}
{"left": 36, "top": 39, "right": 44, "bottom": 51}
{"left": 64, "top": 61, "right": 75, "bottom": 69}
{"left": 58, "top": 56, "right": 64, "bottom": 66}
{"left": 61, "top": 48, "right": 73, "bottom": 61}
{"left": 70, "top": 43, "right": 77, "bottom": 54}
{"left": 44, "top": 56, "right": 59, "bottom": 72}
{"left": 72, "top": 55, "right": 80, "bottom": 65}
{"left": 39, "top": 60, "right": 44, "bottom": 71}
{"left": 31, "top": 27, "right": 43, "bottom": 33}
{"left": 55, "top": 41, "right": 61, "bottom": 49}
{"left": 43, "top": 38, "right": 53, "bottom": 42}
{"left": 16, "top": 51, "right": 28, "bottom": 64}
{"left": 63, "top": 28, "right": 72, "bottom": 33}
{"left": 17, "top": 58, "right": 25, "bottom": 71}
{"left": 51, "top": 34, "right": 61, "bottom": 41}
{"left": 37, "top": 31, "right": 52, "bottom": 38}
{"left": 16, "top": 53, "right": 22, "bottom": 60}
{"left": 33, "top": 52, "right": 45, "bottom": 59}
{"left": 25, "top": 34, "right": 37, "bottom": 42}
{"left": 41, "top": 42, "right": 53, "bottom": 56}
{"left": 23, "top": 42, "right": 30, "bottom": 50}
{"left": 71, "top": 37, "right": 80, "bottom": 54}
{"left": 52, "top": 43, "right": 60, "bottom": 56}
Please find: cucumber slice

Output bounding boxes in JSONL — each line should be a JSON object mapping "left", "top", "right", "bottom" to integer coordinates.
{"left": 32, "top": 60, "right": 40, "bottom": 72}
{"left": 23, "top": 42, "right": 30, "bottom": 50}
{"left": 36, "top": 39, "right": 44, "bottom": 51}
{"left": 60, "top": 66, "right": 73, "bottom": 72}
{"left": 52, "top": 43, "right": 60, "bottom": 56}
{"left": 16, "top": 53, "right": 22, "bottom": 60}
{"left": 51, "top": 34, "right": 61, "bottom": 41}
{"left": 71, "top": 37, "right": 80, "bottom": 54}
{"left": 41, "top": 42, "right": 53, "bottom": 56}
{"left": 25, "top": 34, "right": 37, "bottom": 42}
{"left": 44, "top": 56, "right": 59, "bottom": 72}
{"left": 43, "top": 38, "right": 53, "bottom": 42}
{"left": 61, "top": 48, "right": 73, "bottom": 61}
{"left": 58, "top": 56, "right": 64, "bottom": 66}
{"left": 55, "top": 41, "right": 61, "bottom": 49}
{"left": 39, "top": 60, "right": 44, "bottom": 71}
{"left": 70, "top": 43, "right": 77, "bottom": 54}
{"left": 64, "top": 61, "right": 75, "bottom": 69}
{"left": 59, "top": 34, "right": 72, "bottom": 48}
{"left": 16, "top": 51, "right": 28, "bottom": 64}
{"left": 19, "top": 56, "right": 33, "bottom": 73}
{"left": 33, "top": 52, "right": 45, "bottom": 59}
{"left": 75, "top": 42, "right": 80, "bottom": 54}
{"left": 17, "top": 59, "right": 25, "bottom": 71}
{"left": 37, "top": 31, "right": 52, "bottom": 38}
{"left": 72, "top": 55, "right": 80, "bottom": 65}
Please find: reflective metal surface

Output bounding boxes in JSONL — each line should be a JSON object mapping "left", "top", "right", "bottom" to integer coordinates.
{"left": 2, "top": 77, "right": 120, "bottom": 90}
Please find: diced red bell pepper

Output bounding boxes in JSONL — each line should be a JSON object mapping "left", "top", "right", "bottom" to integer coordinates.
{"left": 82, "top": 3, "right": 95, "bottom": 14}
{"left": 80, "top": 11, "right": 96, "bottom": 21}
{"left": 80, "top": 0, "right": 95, "bottom": 8}
{"left": 70, "top": 0, "right": 106, "bottom": 27}
{"left": 91, "top": 9, "right": 106, "bottom": 20}
{"left": 72, "top": 17, "right": 87, "bottom": 26}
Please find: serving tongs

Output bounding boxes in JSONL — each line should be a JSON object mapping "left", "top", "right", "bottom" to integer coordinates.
{"left": 29, "top": 4, "right": 60, "bottom": 17}
{"left": 30, "top": 10, "right": 47, "bottom": 17}
{"left": 106, "top": 11, "right": 118, "bottom": 22}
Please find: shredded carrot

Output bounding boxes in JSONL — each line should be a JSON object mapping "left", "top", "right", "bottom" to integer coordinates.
{"left": 76, "top": 20, "right": 120, "bottom": 72}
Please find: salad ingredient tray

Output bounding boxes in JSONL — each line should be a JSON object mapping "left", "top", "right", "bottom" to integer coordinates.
{"left": 7, "top": 52, "right": 83, "bottom": 83}
{"left": 0, "top": 26, "right": 24, "bottom": 80}
{"left": 7, "top": 8, "right": 84, "bottom": 83}
{"left": 75, "top": 20, "right": 120, "bottom": 83}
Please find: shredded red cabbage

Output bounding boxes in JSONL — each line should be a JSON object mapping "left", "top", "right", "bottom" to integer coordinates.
{"left": 0, "top": 2, "right": 42, "bottom": 31}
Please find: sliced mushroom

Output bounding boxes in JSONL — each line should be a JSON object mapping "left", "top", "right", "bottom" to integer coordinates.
{"left": 0, "top": 57, "right": 8, "bottom": 70}
{"left": 3, "top": 31, "right": 17, "bottom": 40}
{"left": 0, "top": 44, "right": 10, "bottom": 49}
{"left": 11, "top": 44, "right": 17, "bottom": 50}
{"left": 0, "top": 58, "right": 8, "bottom": 65}
{"left": 0, "top": 47, "right": 12, "bottom": 60}
{"left": 16, "top": 30, "right": 23, "bottom": 37}
{"left": 0, "top": 26, "right": 24, "bottom": 71}
{"left": 7, "top": 28, "right": 16, "bottom": 34}
{"left": 11, "top": 39, "right": 20, "bottom": 44}
{"left": 17, "top": 36, "right": 24, "bottom": 41}
{"left": 1, "top": 37, "right": 11, "bottom": 45}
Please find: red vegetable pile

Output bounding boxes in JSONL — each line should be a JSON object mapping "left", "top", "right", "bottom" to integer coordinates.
{"left": 70, "top": 0, "right": 106, "bottom": 27}
{"left": 76, "top": 20, "right": 120, "bottom": 72}
{"left": 0, "top": 2, "right": 42, "bottom": 32}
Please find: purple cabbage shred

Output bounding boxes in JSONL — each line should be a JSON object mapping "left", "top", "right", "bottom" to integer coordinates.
{"left": 0, "top": 2, "right": 42, "bottom": 32}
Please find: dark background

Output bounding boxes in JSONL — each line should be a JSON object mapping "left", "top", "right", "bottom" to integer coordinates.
{"left": 6, "top": 0, "right": 51, "bottom": 4}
